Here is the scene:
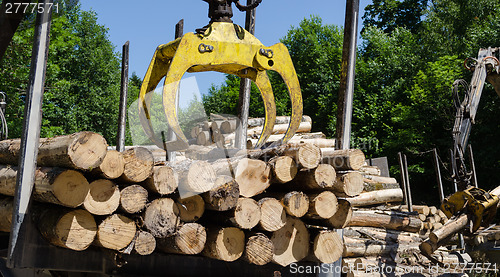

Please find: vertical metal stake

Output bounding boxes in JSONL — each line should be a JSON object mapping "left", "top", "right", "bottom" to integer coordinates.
{"left": 335, "top": 0, "right": 360, "bottom": 150}
{"left": 398, "top": 152, "right": 408, "bottom": 206}
{"left": 403, "top": 154, "right": 413, "bottom": 212}
{"left": 450, "top": 149, "right": 465, "bottom": 252}
{"left": 235, "top": 0, "right": 256, "bottom": 150}
{"left": 166, "top": 19, "right": 184, "bottom": 161}
{"left": 8, "top": 0, "right": 53, "bottom": 266}
{"left": 116, "top": 41, "right": 129, "bottom": 152}
{"left": 432, "top": 148, "right": 445, "bottom": 202}
{"left": 467, "top": 145, "right": 478, "bottom": 188}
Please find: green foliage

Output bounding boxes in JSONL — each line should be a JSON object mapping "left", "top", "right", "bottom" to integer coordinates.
{"left": 363, "top": 0, "right": 428, "bottom": 33}
{"left": 0, "top": 1, "right": 123, "bottom": 144}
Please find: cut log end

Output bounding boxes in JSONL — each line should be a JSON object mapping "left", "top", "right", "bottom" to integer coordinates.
{"left": 270, "top": 156, "right": 297, "bottom": 184}
{"left": 202, "top": 175, "right": 239, "bottom": 211}
{"left": 322, "top": 148, "right": 366, "bottom": 171}
{"left": 93, "top": 150, "right": 125, "bottom": 179}
{"left": 327, "top": 199, "right": 352, "bottom": 229}
{"left": 296, "top": 164, "right": 336, "bottom": 190}
{"left": 258, "top": 198, "right": 287, "bottom": 232}
{"left": 120, "top": 185, "right": 148, "bottom": 214}
{"left": 310, "top": 230, "right": 343, "bottom": 263}
{"left": 235, "top": 158, "right": 271, "bottom": 198}
{"left": 180, "top": 161, "right": 216, "bottom": 196}
{"left": 335, "top": 171, "right": 364, "bottom": 197}
{"left": 176, "top": 195, "right": 205, "bottom": 223}
{"left": 307, "top": 191, "right": 338, "bottom": 219}
{"left": 271, "top": 217, "right": 310, "bottom": 266}
{"left": 244, "top": 233, "right": 274, "bottom": 266}
{"left": 282, "top": 191, "right": 309, "bottom": 217}
{"left": 144, "top": 198, "right": 179, "bottom": 238}
{"left": 83, "top": 179, "right": 120, "bottom": 215}
{"left": 143, "top": 166, "right": 178, "bottom": 195}
{"left": 158, "top": 223, "right": 206, "bottom": 255}
{"left": 121, "top": 147, "right": 154, "bottom": 183}
{"left": 233, "top": 197, "right": 261, "bottom": 229}
{"left": 63, "top": 132, "right": 108, "bottom": 170}
{"left": 96, "top": 214, "right": 136, "bottom": 251}
{"left": 134, "top": 231, "right": 156, "bottom": 256}
{"left": 202, "top": 227, "right": 245, "bottom": 262}
{"left": 49, "top": 169, "right": 90, "bottom": 208}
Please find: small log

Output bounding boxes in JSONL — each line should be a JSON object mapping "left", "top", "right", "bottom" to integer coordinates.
{"left": 120, "top": 147, "right": 154, "bottom": 183}
{"left": 0, "top": 197, "right": 13, "bottom": 232}
{"left": 220, "top": 119, "right": 237, "bottom": 134}
{"left": 248, "top": 122, "right": 312, "bottom": 136}
{"left": 247, "top": 143, "right": 321, "bottom": 169}
{"left": 419, "top": 239, "right": 439, "bottom": 256}
{"left": 201, "top": 175, "right": 239, "bottom": 211}
{"left": 247, "top": 138, "right": 335, "bottom": 149}
{"left": 235, "top": 158, "right": 271, "bottom": 197}
{"left": 223, "top": 197, "right": 261, "bottom": 229}
{"left": 358, "top": 166, "right": 381, "bottom": 176}
{"left": 348, "top": 227, "right": 423, "bottom": 243}
{"left": 271, "top": 217, "right": 310, "bottom": 266}
{"left": 307, "top": 230, "right": 343, "bottom": 263}
{"left": 258, "top": 197, "right": 287, "bottom": 232}
{"left": 363, "top": 175, "right": 398, "bottom": 185}
{"left": 95, "top": 214, "right": 136, "bottom": 251}
{"left": 333, "top": 172, "right": 364, "bottom": 197}
{"left": 401, "top": 205, "right": 430, "bottom": 216}
{"left": 305, "top": 191, "right": 338, "bottom": 219}
{"left": 269, "top": 156, "right": 297, "bottom": 184}
{"left": 142, "top": 166, "right": 178, "bottom": 195}
{"left": 178, "top": 160, "right": 216, "bottom": 197}
{"left": 343, "top": 237, "right": 420, "bottom": 258}
{"left": 348, "top": 210, "right": 422, "bottom": 232}
{"left": 91, "top": 150, "right": 124, "bottom": 179}
{"left": 321, "top": 148, "right": 365, "bottom": 171}
{"left": 202, "top": 226, "right": 245, "bottom": 262}
{"left": 143, "top": 198, "right": 179, "bottom": 238}
{"left": 247, "top": 115, "right": 312, "bottom": 128}
{"left": 120, "top": 185, "right": 148, "bottom": 214}
{"left": 429, "top": 213, "right": 469, "bottom": 245}
{"left": 293, "top": 164, "right": 336, "bottom": 190}
{"left": 326, "top": 199, "right": 353, "bottom": 228}
{"left": 158, "top": 223, "right": 206, "bottom": 255}
{"left": 197, "top": 131, "right": 212, "bottom": 146}
{"left": 346, "top": 188, "right": 404, "bottom": 207}
{"left": 243, "top": 232, "right": 274, "bottom": 266}
{"left": 83, "top": 179, "right": 120, "bottom": 216}
{"left": 34, "top": 207, "right": 97, "bottom": 251}
{"left": 133, "top": 230, "right": 156, "bottom": 255}
{"left": 429, "top": 206, "right": 438, "bottom": 215}
{"left": 0, "top": 131, "right": 107, "bottom": 170}
{"left": 0, "top": 165, "right": 90, "bottom": 208}
{"left": 362, "top": 179, "right": 400, "bottom": 192}
{"left": 190, "top": 126, "right": 202, "bottom": 139}
{"left": 176, "top": 194, "right": 205, "bottom": 222}
{"left": 268, "top": 191, "right": 309, "bottom": 218}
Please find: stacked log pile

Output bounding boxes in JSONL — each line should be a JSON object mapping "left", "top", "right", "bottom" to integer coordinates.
{"left": 1, "top": 131, "right": 492, "bottom": 273}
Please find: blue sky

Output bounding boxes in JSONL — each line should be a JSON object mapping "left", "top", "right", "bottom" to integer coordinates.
{"left": 80, "top": 0, "right": 371, "bottom": 95}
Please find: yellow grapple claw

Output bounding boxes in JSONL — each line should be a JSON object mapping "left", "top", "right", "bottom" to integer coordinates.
{"left": 139, "top": 22, "right": 302, "bottom": 150}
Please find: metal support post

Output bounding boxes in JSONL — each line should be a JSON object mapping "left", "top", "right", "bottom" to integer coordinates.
{"left": 116, "top": 41, "right": 129, "bottom": 152}
{"left": 235, "top": 0, "right": 256, "bottom": 150}
{"left": 166, "top": 19, "right": 184, "bottom": 161}
{"left": 432, "top": 148, "right": 445, "bottom": 202}
{"left": 398, "top": 152, "right": 408, "bottom": 206}
{"left": 8, "top": 0, "right": 53, "bottom": 266}
{"left": 467, "top": 145, "right": 478, "bottom": 188}
{"left": 450, "top": 149, "right": 465, "bottom": 252}
{"left": 403, "top": 154, "right": 413, "bottom": 212}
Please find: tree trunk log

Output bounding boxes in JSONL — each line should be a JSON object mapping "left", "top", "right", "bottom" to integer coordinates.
{"left": 271, "top": 216, "right": 310, "bottom": 266}
{"left": 119, "top": 147, "right": 154, "bottom": 183}
{"left": 307, "top": 230, "right": 343, "bottom": 263}
{"left": 95, "top": 214, "right": 136, "bottom": 251}
{"left": 247, "top": 143, "right": 321, "bottom": 169}
{"left": 175, "top": 194, "right": 205, "bottom": 222}
{"left": 258, "top": 197, "right": 287, "bottom": 232}
{"left": 83, "top": 179, "right": 120, "bottom": 215}
{"left": 305, "top": 191, "right": 338, "bottom": 220}
{"left": 243, "top": 232, "right": 274, "bottom": 266}
{"left": 266, "top": 191, "right": 309, "bottom": 218}
{"left": 343, "top": 237, "right": 420, "bottom": 258}
{"left": 348, "top": 210, "right": 422, "bottom": 232}
{"left": 348, "top": 227, "right": 423, "bottom": 244}
{"left": 201, "top": 226, "right": 245, "bottom": 262}
{"left": 269, "top": 156, "right": 297, "bottom": 184}
{"left": 91, "top": 150, "right": 124, "bottom": 179}
{"left": 358, "top": 166, "right": 381, "bottom": 176}
{"left": 327, "top": 199, "right": 353, "bottom": 228}
{"left": 34, "top": 207, "right": 97, "bottom": 251}
{"left": 346, "top": 188, "right": 404, "bottom": 207}
{"left": 247, "top": 115, "right": 312, "bottom": 128}
{"left": 142, "top": 166, "right": 178, "bottom": 195}
{"left": 157, "top": 223, "right": 206, "bottom": 255}
{"left": 143, "top": 198, "right": 179, "bottom": 238}
{"left": 333, "top": 172, "right": 364, "bottom": 197}
{"left": 363, "top": 175, "right": 398, "bottom": 185}
{"left": 321, "top": 148, "right": 365, "bottom": 171}
{"left": 235, "top": 158, "right": 271, "bottom": 197}
{"left": 177, "top": 160, "right": 216, "bottom": 198}
{"left": 363, "top": 179, "right": 400, "bottom": 192}
{"left": 201, "top": 175, "right": 239, "bottom": 211}
{"left": 293, "top": 164, "right": 336, "bottom": 190}
{"left": 0, "top": 131, "right": 108, "bottom": 170}
{"left": 429, "top": 213, "right": 469, "bottom": 245}
{"left": 120, "top": 184, "right": 148, "bottom": 214}
{"left": 132, "top": 230, "right": 156, "bottom": 255}
{"left": 0, "top": 165, "right": 90, "bottom": 208}
{"left": 248, "top": 122, "right": 312, "bottom": 137}
{"left": 204, "top": 197, "right": 261, "bottom": 229}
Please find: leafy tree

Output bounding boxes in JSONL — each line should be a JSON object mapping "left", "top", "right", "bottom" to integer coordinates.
{"left": 363, "top": 0, "right": 428, "bottom": 33}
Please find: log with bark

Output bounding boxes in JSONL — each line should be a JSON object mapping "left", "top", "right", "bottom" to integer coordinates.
{"left": 177, "top": 160, "right": 216, "bottom": 197}
{"left": 258, "top": 197, "right": 287, "bottom": 232}
{"left": 132, "top": 230, "right": 157, "bottom": 256}
{"left": 429, "top": 213, "right": 469, "bottom": 246}
{"left": 248, "top": 122, "right": 312, "bottom": 137}
{"left": 142, "top": 166, "right": 178, "bottom": 195}
{"left": 119, "top": 147, "right": 154, "bottom": 183}
{"left": 201, "top": 226, "right": 245, "bottom": 262}
{"left": 346, "top": 188, "right": 404, "bottom": 207}
{"left": 0, "top": 165, "right": 90, "bottom": 208}
{"left": 95, "top": 214, "right": 136, "bottom": 251}
{"left": 271, "top": 216, "right": 310, "bottom": 266}
{"left": 201, "top": 175, "right": 239, "bottom": 211}
{"left": 293, "top": 164, "right": 336, "bottom": 190}
{"left": 358, "top": 166, "right": 381, "bottom": 176}
{"left": 91, "top": 150, "right": 124, "bottom": 179}
{"left": 34, "top": 207, "right": 97, "bottom": 251}
{"left": 333, "top": 171, "right": 364, "bottom": 197}
{"left": 269, "top": 156, "right": 297, "bottom": 184}
{"left": 362, "top": 179, "right": 400, "bottom": 192}
{"left": 83, "top": 179, "right": 120, "bottom": 215}
{"left": 321, "top": 148, "right": 365, "bottom": 171}
{"left": 247, "top": 115, "right": 312, "bottom": 128}
{"left": 343, "top": 237, "right": 420, "bottom": 258}
{"left": 247, "top": 143, "right": 321, "bottom": 170}
{"left": 307, "top": 230, "right": 343, "bottom": 263}
{"left": 204, "top": 197, "right": 261, "bottom": 230}
{"left": 157, "top": 223, "right": 206, "bottom": 255}
{"left": 326, "top": 199, "right": 353, "bottom": 229}
{"left": 120, "top": 185, "right": 148, "bottom": 214}
{"left": 176, "top": 194, "right": 205, "bottom": 222}
{"left": 348, "top": 210, "right": 423, "bottom": 232}
{"left": 347, "top": 227, "right": 423, "bottom": 244}
{"left": 234, "top": 158, "right": 271, "bottom": 197}
{"left": 143, "top": 198, "right": 180, "bottom": 238}
{"left": 305, "top": 191, "right": 338, "bottom": 220}
{"left": 0, "top": 131, "right": 108, "bottom": 170}
{"left": 266, "top": 191, "right": 309, "bottom": 218}
{"left": 243, "top": 232, "right": 274, "bottom": 266}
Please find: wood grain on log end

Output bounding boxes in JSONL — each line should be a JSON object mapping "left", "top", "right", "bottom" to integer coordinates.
{"left": 176, "top": 194, "right": 205, "bottom": 222}
{"left": 120, "top": 184, "right": 148, "bottom": 214}
{"left": 310, "top": 230, "right": 343, "bottom": 263}
{"left": 134, "top": 230, "right": 156, "bottom": 255}
{"left": 243, "top": 233, "right": 274, "bottom": 266}
{"left": 258, "top": 198, "right": 287, "bottom": 232}
{"left": 202, "top": 175, "right": 239, "bottom": 211}
{"left": 143, "top": 166, "right": 178, "bottom": 195}
{"left": 269, "top": 156, "right": 297, "bottom": 184}
{"left": 96, "top": 214, "right": 136, "bottom": 250}
{"left": 281, "top": 191, "right": 309, "bottom": 217}
{"left": 144, "top": 198, "right": 179, "bottom": 238}
{"left": 306, "top": 191, "right": 338, "bottom": 219}
{"left": 233, "top": 197, "right": 261, "bottom": 229}
{"left": 235, "top": 158, "right": 271, "bottom": 197}
{"left": 271, "top": 217, "right": 310, "bottom": 266}
{"left": 40, "top": 168, "right": 90, "bottom": 208}
{"left": 83, "top": 179, "right": 120, "bottom": 215}
{"left": 158, "top": 223, "right": 206, "bottom": 255}
{"left": 92, "top": 150, "right": 124, "bottom": 179}
{"left": 120, "top": 147, "right": 154, "bottom": 183}
{"left": 202, "top": 226, "right": 245, "bottom": 262}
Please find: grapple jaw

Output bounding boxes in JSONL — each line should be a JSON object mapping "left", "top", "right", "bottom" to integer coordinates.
{"left": 138, "top": 22, "right": 303, "bottom": 150}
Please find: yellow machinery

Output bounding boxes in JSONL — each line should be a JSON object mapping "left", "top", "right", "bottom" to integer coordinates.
{"left": 138, "top": 0, "right": 303, "bottom": 150}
